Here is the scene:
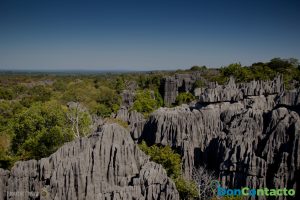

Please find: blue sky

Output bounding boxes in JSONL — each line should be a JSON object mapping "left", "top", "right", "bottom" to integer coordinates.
{"left": 0, "top": 0, "right": 299, "bottom": 70}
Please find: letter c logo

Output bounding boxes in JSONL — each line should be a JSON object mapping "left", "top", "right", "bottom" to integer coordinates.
{"left": 242, "top": 187, "right": 249, "bottom": 195}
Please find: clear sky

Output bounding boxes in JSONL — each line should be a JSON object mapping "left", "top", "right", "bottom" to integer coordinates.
{"left": 0, "top": 0, "right": 299, "bottom": 71}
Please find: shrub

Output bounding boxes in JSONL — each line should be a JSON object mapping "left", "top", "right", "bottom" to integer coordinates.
{"left": 139, "top": 141, "right": 198, "bottom": 199}
{"left": 174, "top": 177, "right": 199, "bottom": 199}
{"left": 190, "top": 65, "right": 207, "bottom": 72}
{"left": 193, "top": 80, "right": 206, "bottom": 88}
{"left": 139, "top": 141, "right": 181, "bottom": 178}
{"left": 0, "top": 87, "right": 15, "bottom": 100}
{"left": 175, "top": 92, "right": 195, "bottom": 105}
{"left": 132, "top": 90, "right": 158, "bottom": 116}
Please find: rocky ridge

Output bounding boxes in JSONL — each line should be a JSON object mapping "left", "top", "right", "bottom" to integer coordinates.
{"left": 114, "top": 106, "right": 146, "bottom": 141}
{"left": 0, "top": 124, "right": 179, "bottom": 200}
{"left": 141, "top": 76, "right": 300, "bottom": 199}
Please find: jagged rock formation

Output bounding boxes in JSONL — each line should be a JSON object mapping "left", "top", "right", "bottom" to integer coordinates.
{"left": 120, "top": 90, "right": 135, "bottom": 108}
{"left": 114, "top": 107, "right": 146, "bottom": 140}
{"left": 198, "top": 76, "right": 284, "bottom": 103}
{"left": 0, "top": 124, "right": 179, "bottom": 200}
{"left": 141, "top": 77, "right": 300, "bottom": 200}
{"left": 120, "top": 81, "right": 138, "bottom": 108}
{"left": 277, "top": 88, "right": 300, "bottom": 106}
{"left": 161, "top": 73, "right": 205, "bottom": 106}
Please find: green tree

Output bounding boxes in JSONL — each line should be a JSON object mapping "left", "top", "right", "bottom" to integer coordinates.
{"left": 29, "top": 85, "right": 52, "bottom": 102}
{"left": 220, "top": 63, "right": 253, "bottom": 82}
{"left": 0, "top": 133, "right": 13, "bottom": 168}
{"left": 114, "top": 77, "right": 125, "bottom": 93}
{"left": 0, "top": 87, "right": 15, "bottom": 100}
{"left": 139, "top": 141, "right": 181, "bottom": 178}
{"left": 190, "top": 65, "right": 207, "bottom": 72}
{"left": 0, "top": 101, "right": 24, "bottom": 168}
{"left": 132, "top": 90, "right": 158, "bottom": 115}
{"left": 11, "top": 101, "right": 73, "bottom": 160}
{"left": 268, "top": 57, "right": 292, "bottom": 72}
{"left": 193, "top": 80, "right": 206, "bottom": 88}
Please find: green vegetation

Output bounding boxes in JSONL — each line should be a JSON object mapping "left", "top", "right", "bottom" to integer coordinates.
{"left": 139, "top": 141, "right": 199, "bottom": 199}
{"left": 190, "top": 65, "right": 207, "bottom": 72}
{"left": 175, "top": 92, "right": 195, "bottom": 105}
{"left": 193, "top": 79, "right": 205, "bottom": 88}
{"left": 214, "top": 58, "right": 300, "bottom": 88}
{"left": 0, "top": 72, "right": 168, "bottom": 168}
{"left": 132, "top": 89, "right": 163, "bottom": 116}
{"left": 11, "top": 101, "right": 74, "bottom": 160}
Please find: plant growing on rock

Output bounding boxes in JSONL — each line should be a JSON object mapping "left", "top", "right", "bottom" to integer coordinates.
{"left": 139, "top": 141, "right": 198, "bottom": 199}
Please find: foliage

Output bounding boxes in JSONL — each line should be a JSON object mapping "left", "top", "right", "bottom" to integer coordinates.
{"left": 174, "top": 177, "right": 199, "bottom": 200}
{"left": 96, "top": 86, "right": 120, "bottom": 113}
{"left": 190, "top": 65, "right": 207, "bottom": 72}
{"left": 62, "top": 81, "right": 120, "bottom": 117}
{"left": 137, "top": 74, "right": 163, "bottom": 90}
{"left": 0, "top": 87, "right": 15, "bottom": 100}
{"left": 91, "top": 103, "right": 112, "bottom": 118}
{"left": 139, "top": 141, "right": 198, "bottom": 199}
{"left": 29, "top": 85, "right": 52, "bottom": 102}
{"left": 175, "top": 92, "right": 195, "bottom": 105}
{"left": 216, "top": 58, "right": 300, "bottom": 88}
{"left": 132, "top": 90, "right": 159, "bottom": 116}
{"left": 139, "top": 141, "right": 181, "bottom": 178}
{"left": 53, "top": 79, "right": 67, "bottom": 92}
{"left": 220, "top": 63, "right": 253, "bottom": 82}
{"left": 19, "top": 85, "right": 52, "bottom": 107}
{"left": 114, "top": 77, "right": 125, "bottom": 92}
{"left": 11, "top": 101, "right": 73, "bottom": 160}
{"left": 0, "top": 100, "right": 24, "bottom": 168}
{"left": 193, "top": 79, "right": 206, "bottom": 88}
{"left": 0, "top": 133, "right": 13, "bottom": 168}
{"left": 154, "top": 89, "right": 164, "bottom": 107}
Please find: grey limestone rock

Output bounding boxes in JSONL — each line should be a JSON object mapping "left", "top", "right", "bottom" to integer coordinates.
{"left": 114, "top": 107, "right": 146, "bottom": 141}
{"left": 120, "top": 90, "right": 135, "bottom": 108}
{"left": 199, "top": 76, "right": 284, "bottom": 103}
{"left": 277, "top": 88, "right": 300, "bottom": 107}
{"left": 199, "top": 77, "right": 243, "bottom": 103}
{"left": 141, "top": 77, "right": 299, "bottom": 199}
{"left": 0, "top": 124, "right": 179, "bottom": 200}
{"left": 161, "top": 73, "right": 205, "bottom": 106}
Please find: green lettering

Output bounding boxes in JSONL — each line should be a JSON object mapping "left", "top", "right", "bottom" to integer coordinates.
{"left": 242, "top": 187, "right": 249, "bottom": 195}
{"left": 257, "top": 189, "right": 264, "bottom": 196}
{"left": 269, "top": 189, "right": 276, "bottom": 196}
{"left": 277, "top": 189, "right": 282, "bottom": 196}
{"left": 264, "top": 188, "right": 269, "bottom": 196}
{"left": 288, "top": 189, "right": 295, "bottom": 196}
